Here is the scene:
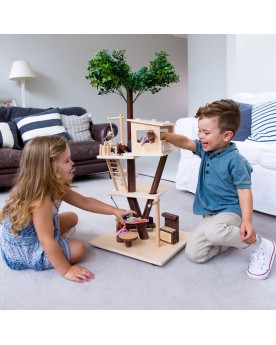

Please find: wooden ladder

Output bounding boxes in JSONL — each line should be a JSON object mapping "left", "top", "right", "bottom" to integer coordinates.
{"left": 106, "top": 159, "right": 128, "bottom": 192}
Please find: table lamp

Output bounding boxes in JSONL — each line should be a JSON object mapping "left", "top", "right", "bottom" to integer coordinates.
{"left": 9, "top": 61, "right": 36, "bottom": 107}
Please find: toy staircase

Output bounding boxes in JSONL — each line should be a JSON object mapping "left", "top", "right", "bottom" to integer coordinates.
{"left": 106, "top": 159, "right": 128, "bottom": 192}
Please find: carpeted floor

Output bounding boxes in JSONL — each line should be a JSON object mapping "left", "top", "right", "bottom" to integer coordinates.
{"left": 1, "top": 173, "right": 276, "bottom": 310}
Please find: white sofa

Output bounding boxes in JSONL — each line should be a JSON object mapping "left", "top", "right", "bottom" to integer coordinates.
{"left": 175, "top": 92, "right": 276, "bottom": 216}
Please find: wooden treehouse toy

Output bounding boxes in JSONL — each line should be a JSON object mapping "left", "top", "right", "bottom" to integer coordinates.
{"left": 90, "top": 114, "right": 190, "bottom": 266}
{"left": 126, "top": 118, "right": 175, "bottom": 156}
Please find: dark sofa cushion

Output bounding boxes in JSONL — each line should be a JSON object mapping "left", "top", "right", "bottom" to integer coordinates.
{"left": 0, "top": 106, "right": 87, "bottom": 122}
{"left": 58, "top": 107, "right": 87, "bottom": 116}
{"left": 234, "top": 102, "right": 252, "bottom": 141}
{"left": 69, "top": 140, "right": 100, "bottom": 161}
{"left": 0, "top": 148, "right": 22, "bottom": 169}
{"left": 0, "top": 107, "right": 53, "bottom": 122}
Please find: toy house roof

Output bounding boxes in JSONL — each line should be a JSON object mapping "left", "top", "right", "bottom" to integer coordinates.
{"left": 127, "top": 118, "right": 174, "bottom": 127}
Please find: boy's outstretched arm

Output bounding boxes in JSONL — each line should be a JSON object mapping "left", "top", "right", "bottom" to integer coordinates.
{"left": 161, "top": 132, "right": 196, "bottom": 152}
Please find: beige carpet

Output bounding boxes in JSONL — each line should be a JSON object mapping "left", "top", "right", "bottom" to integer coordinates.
{"left": 1, "top": 173, "right": 276, "bottom": 311}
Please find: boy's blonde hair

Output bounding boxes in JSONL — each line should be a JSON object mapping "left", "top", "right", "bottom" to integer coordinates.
{"left": 195, "top": 99, "right": 241, "bottom": 136}
{"left": 0, "top": 136, "right": 71, "bottom": 232}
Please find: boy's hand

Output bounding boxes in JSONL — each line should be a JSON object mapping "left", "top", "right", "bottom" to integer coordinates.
{"left": 240, "top": 221, "right": 256, "bottom": 244}
{"left": 64, "top": 265, "right": 94, "bottom": 283}
{"left": 160, "top": 132, "right": 166, "bottom": 140}
{"left": 140, "top": 131, "right": 156, "bottom": 145}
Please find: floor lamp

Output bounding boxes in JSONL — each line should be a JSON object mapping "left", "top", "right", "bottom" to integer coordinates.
{"left": 9, "top": 61, "right": 36, "bottom": 107}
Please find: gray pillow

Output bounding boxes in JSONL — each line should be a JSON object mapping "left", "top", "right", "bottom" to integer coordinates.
{"left": 61, "top": 113, "right": 94, "bottom": 142}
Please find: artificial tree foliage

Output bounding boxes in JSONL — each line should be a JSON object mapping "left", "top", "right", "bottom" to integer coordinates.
{"left": 86, "top": 49, "right": 180, "bottom": 141}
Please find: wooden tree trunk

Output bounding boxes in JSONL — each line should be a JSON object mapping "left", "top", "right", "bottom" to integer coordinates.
{"left": 126, "top": 88, "right": 149, "bottom": 239}
{"left": 126, "top": 88, "right": 133, "bottom": 142}
{"left": 126, "top": 88, "right": 136, "bottom": 192}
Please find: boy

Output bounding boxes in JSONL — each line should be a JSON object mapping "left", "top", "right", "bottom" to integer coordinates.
{"left": 161, "top": 99, "right": 275, "bottom": 280}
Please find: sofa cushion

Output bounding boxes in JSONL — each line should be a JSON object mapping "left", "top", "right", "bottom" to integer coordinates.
{"left": 61, "top": 113, "right": 94, "bottom": 142}
{"left": 232, "top": 91, "right": 276, "bottom": 105}
{"left": 69, "top": 140, "right": 100, "bottom": 161}
{"left": 13, "top": 108, "right": 71, "bottom": 144}
{"left": 234, "top": 103, "right": 252, "bottom": 141}
{"left": 0, "top": 122, "right": 21, "bottom": 149}
{"left": 58, "top": 107, "right": 87, "bottom": 116}
{"left": 0, "top": 107, "right": 53, "bottom": 122}
{"left": 0, "top": 147, "right": 22, "bottom": 169}
{"left": 235, "top": 140, "right": 269, "bottom": 165}
{"left": 258, "top": 144, "right": 276, "bottom": 170}
{"left": 0, "top": 106, "right": 87, "bottom": 122}
{"left": 247, "top": 100, "right": 276, "bottom": 142}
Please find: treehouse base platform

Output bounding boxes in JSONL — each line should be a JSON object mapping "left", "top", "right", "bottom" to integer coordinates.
{"left": 89, "top": 229, "right": 191, "bottom": 266}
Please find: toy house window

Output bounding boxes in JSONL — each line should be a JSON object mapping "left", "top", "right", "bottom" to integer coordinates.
{"left": 137, "top": 130, "right": 155, "bottom": 144}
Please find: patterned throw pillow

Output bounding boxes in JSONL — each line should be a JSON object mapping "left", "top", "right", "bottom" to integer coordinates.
{"left": 61, "top": 113, "right": 93, "bottom": 141}
{"left": 13, "top": 108, "right": 71, "bottom": 144}
{"left": 247, "top": 100, "right": 276, "bottom": 142}
{"left": 0, "top": 122, "right": 21, "bottom": 149}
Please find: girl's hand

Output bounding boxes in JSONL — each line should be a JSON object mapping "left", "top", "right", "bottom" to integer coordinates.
{"left": 114, "top": 209, "right": 137, "bottom": 224}
{"left": 64, "top": 265, "right": 94, "bottom": 283}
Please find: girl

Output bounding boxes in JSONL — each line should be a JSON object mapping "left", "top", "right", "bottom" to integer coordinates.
{"left": 0, "top": 136, "right": 135, "bottom": 283}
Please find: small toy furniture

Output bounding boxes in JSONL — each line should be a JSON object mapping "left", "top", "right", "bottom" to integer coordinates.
{"left": 160, "top": 212, "right": 179, "bottom": 244}
{"left": 89, "top": 115, "right": 191, "bottom": 265}
{"left": 118, "top": 232, "right": 138, "bottom": 247}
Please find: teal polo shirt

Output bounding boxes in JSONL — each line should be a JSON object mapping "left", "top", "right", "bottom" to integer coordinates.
{"left": 193, "top": 140, "right": 253, "bottom": 217}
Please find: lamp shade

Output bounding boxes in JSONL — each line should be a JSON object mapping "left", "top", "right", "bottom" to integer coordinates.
{"left": 9, "top": 61, "right": 36, "bottom": 80}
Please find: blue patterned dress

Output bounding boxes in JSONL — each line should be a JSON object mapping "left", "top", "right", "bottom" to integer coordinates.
{"left": 0, "top": 201, "right": 70, "bottom": 270}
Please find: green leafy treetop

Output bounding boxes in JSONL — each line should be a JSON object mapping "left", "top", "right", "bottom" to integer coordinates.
{"left": 86, "top": 49, "right": 180, "bottom": 141}
{"left": 86, "top": 49, "right": 180, "bottom": 103}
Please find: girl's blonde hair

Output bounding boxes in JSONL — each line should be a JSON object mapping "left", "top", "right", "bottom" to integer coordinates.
{"left": 0, "top": 136, "right": 71, "bottom": 232}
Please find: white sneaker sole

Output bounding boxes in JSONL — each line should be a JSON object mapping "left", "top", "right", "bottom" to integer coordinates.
{"left": 246, "top": 241, "right": 276, "bottom": 280}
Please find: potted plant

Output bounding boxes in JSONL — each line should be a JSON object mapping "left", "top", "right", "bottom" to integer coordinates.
{"left": 86, "top": 49, "right": 180, "bottom": 141}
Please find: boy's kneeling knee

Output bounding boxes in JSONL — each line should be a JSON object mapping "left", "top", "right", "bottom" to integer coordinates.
{"left": 185, "top": 244, "right": 206, "bottom": 264}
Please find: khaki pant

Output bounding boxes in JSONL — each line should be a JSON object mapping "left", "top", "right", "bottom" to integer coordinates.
{"left": 185, "top": 212, "right": 250, "bottom": 263}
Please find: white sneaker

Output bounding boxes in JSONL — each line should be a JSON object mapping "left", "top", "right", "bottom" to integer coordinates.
{"left": 246, "top": 235, "right": 276, "bottom": 280}
{"left": 62, "top": 226, "right": 76, "bottom": 240}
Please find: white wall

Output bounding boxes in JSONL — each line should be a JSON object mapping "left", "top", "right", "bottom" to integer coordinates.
{"left": 235, "top": 34, "right": 276, "bottom": 93}
{"left": 187, "top": 34, "right": 227, "bottom": 117}
{"left": 188, "top": 34, "right": 276, "bottom": 117}
{"left": 0, "top": 34, "right": 187, "bottom": 123}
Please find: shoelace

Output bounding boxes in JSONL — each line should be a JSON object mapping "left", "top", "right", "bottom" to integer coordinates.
{"left": 250, "top": 249, "right": 265, "bottom": 268}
